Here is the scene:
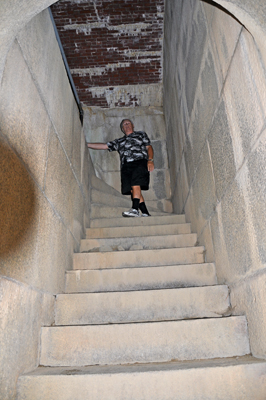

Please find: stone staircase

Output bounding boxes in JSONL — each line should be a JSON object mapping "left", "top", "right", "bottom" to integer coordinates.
{"left": 17, "top": 178, "right": 266, "bottom": 399}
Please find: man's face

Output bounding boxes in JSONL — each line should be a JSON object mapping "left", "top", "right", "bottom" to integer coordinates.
{"left": 123, "top": 120, "right": 134, "bottom": 135}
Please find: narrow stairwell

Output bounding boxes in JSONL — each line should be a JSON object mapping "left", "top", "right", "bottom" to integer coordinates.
{"left": 17, "top": 178, "right": 266, "bottom": 399}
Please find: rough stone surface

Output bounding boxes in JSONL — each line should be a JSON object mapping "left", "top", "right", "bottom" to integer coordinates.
{"left": 17, "top": 357, "right": 266, "bottom": 400}
{"left": 99, "top": 245, "right": 113, "bottom": 253}
{"left": 246, "top": 129, "right": 266, "bottom": 266}
{"left": 55, "top": 285, "right": 230, "bottom": 325}
{"left": 197, "top": 221, "right": 215, "bottom": 263}
{"left": 230, "top": 271, "right": 266, "bottom": 358}
{"left": 0, "top": 40, "right": 52, "bottom": 190}
{"left": 90, "top": 205, "right": 137, "bottom": 219}
{"left": 65, "top": 263, "right": 217, "bottom": 293}
{"left": 16, "top": 10, "right": 77, "bottom": 164}
{"left": 73, "top": 246, "right": 205, "bottom": 270}
{"left": 86, "top": 222, "right": 191, "bottom": 239}
{"left": 219, "top": 179, "right": 253, "bottom": 281}
{"left": 185, "top": 3, "right": 207, "bottom": 117}
{"left": 91, "top": 188, "right": 131, "bottom": 207}
{"left": 223, "top": 30, "right": 265, "bottom": 169}
{"left": 80, "top": 233, "right": 197, "bottom": 252}
{"left": 40, "top": 316, "right": 250, "bottom": 366}
{"left": 44, "top": 128, "right": 76, "bottom": 228}
{"left": 208, "top": 98, "right": 237, "bottom": 201}
{"left": 0, "top": 277, "right": 54, "bottom": 400}
{"left": 189, "top": 45, "right": 220, "bottom": 169}
{"left": 90, "top": 213, "right": 185, "bottom": 228}
{"left": 0, "top": 0, "right": 56, "bottom": 81}
{"left": 210, "top": 5, "right": 242, "bottom": 80}
{"left": 164, "top": 0, "right": 266, "bottom": 359}
{"left": 190, "top": 141, "right": 217, "bottom": 234}
{"left": 0, "top": 139, "right": 36, "bottom": 256}
{"left": 0, "top": 9, "right": 91, "bottom": 399}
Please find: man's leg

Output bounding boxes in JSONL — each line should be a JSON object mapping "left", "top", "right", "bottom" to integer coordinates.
{"left": 122, "top": 160, "right": 150, "bottom": 217}
{"left": 132, "top": 186, "right": 150, "bottom": 216}
{"left": 130, "top": 185, "right": 141, "bottom": 213}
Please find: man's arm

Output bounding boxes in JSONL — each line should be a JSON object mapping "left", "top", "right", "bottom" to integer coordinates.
{"left": 146, "top": 145, "right": 154, "bottom": 172}
{"left": 87, "top": 143, "right": 108, "bottom": 150}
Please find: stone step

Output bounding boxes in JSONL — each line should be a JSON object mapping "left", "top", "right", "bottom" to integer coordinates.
{"left": 90, "top": 204, "right": 165, "bottom": 219}
{"left": 17, "top": 357, "right": 266, "bottom": 400}
{"left": 90, "top": 175, "right": 125, "bottom": 198}
{"left": 90, "top": 176, "right": 171, "bottom": 214}
{"left": 89, "top": 176, "right": 169, "bottom": 214}
{"left": 65, "top": 263, "right": 217, "bottom": 293}
{"left": 90, "top": 213, "right": 186, "bottom": 228}
{"left": 80, "top": 233, "right": 197, "bottom": 252}
{"left": 86, "top": 223, "right": 191, "bottom": 238}
{"left": 146, "top": 198, "right": 173, "bottom": 213}
{"left": 73, "top": 246, "right": 205, "bottom": 270}
{"left": 90, "top": 205, "right": 130, "bottom": 219}
{"left": 55, "top": 285, "right": 230, "bottom": 326}
{"left": 91, "top": 189, "right": 131, "bottom": 207}
{"left": 40, "top": 316, "right": 250, "bottom": 367}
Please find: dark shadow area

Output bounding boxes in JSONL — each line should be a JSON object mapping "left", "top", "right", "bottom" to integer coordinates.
{"left": 0, "top": 139, "right": 36, "bottom": 256}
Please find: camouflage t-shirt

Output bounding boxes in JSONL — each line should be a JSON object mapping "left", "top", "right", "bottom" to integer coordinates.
{"left": 107, "top": 131, "right": 151, "bottom": 165}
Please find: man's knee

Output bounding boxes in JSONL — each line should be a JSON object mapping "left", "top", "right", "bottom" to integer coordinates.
{"left": 132, "top": 185, "right": 141, "bottom": 197}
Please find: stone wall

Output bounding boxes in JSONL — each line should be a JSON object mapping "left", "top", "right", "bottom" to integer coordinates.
{"left": 51, "top": 0, "right": 164, "bottom": 107}
{"left": 84, "top": 106, "right": 172, "bottom": 212}
{"left": 0, "top": 9, "right": 93, "bottom": 399}
{"left": 164, "top": 0, "right": 266, "bottom": 359}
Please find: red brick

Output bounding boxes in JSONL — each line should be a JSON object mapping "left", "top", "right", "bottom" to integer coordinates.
{"left": 51, "top": 0, "right": 163, "bottom": 107}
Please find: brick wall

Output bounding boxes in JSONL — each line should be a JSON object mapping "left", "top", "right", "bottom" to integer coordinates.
{"left": 51, "top": 0, "right": 164, "bottom": 107}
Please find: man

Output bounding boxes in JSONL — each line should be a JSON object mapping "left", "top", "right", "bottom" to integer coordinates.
{"left": 87, "top": 119, "right": 154, "bottom": 217}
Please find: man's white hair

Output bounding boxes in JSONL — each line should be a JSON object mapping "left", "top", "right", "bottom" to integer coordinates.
{"left": 120, "top": 119, "right": 134, "bottom": 133}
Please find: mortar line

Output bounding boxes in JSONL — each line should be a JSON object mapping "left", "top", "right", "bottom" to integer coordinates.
{"left": 15, "top": 37, "right": 88, "bottom": 202}
{"left": 0, "top": 274, "right": 57, "bottom": 298}
{"left": 180, "top": 26, "right": 244, "bottom": 214}
{"left": 229, "top": 266, "right": 266, "bottom": 290}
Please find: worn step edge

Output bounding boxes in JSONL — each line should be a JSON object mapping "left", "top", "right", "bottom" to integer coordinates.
{"left": 80, "top": 233, "right": 198, "bottom": 252}
{"left": 91, "top": 189, "right": 131, "bottom": 207}
{"left": 90, "top": 204, "right": 166, "bottom": 219}
{"left": 55, "top": 285, "right": 230, "bottom": 326}
{"left": 90, "top": 175, "right": 126, "bottom": 197}
{"left": 65, "top": 263, "right": 217, "bottom": 293}
{"left": 73, "top": 246, "right": 205, "bottom": 270}
{"left": 40, "top": 316, "right": 250, "bottom": 367}
{"left": 86, "top": 223, "right": 192, "bottom": 238}
{"left": 17, "top": 357, "right": 266, "bottom": 400}
{"left": 90, "top": 213, "right": 186, "bottom": 228}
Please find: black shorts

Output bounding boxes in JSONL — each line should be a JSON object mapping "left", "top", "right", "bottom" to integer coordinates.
{"left": 121, "top": 159, "right": 150, "bottom": 195}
